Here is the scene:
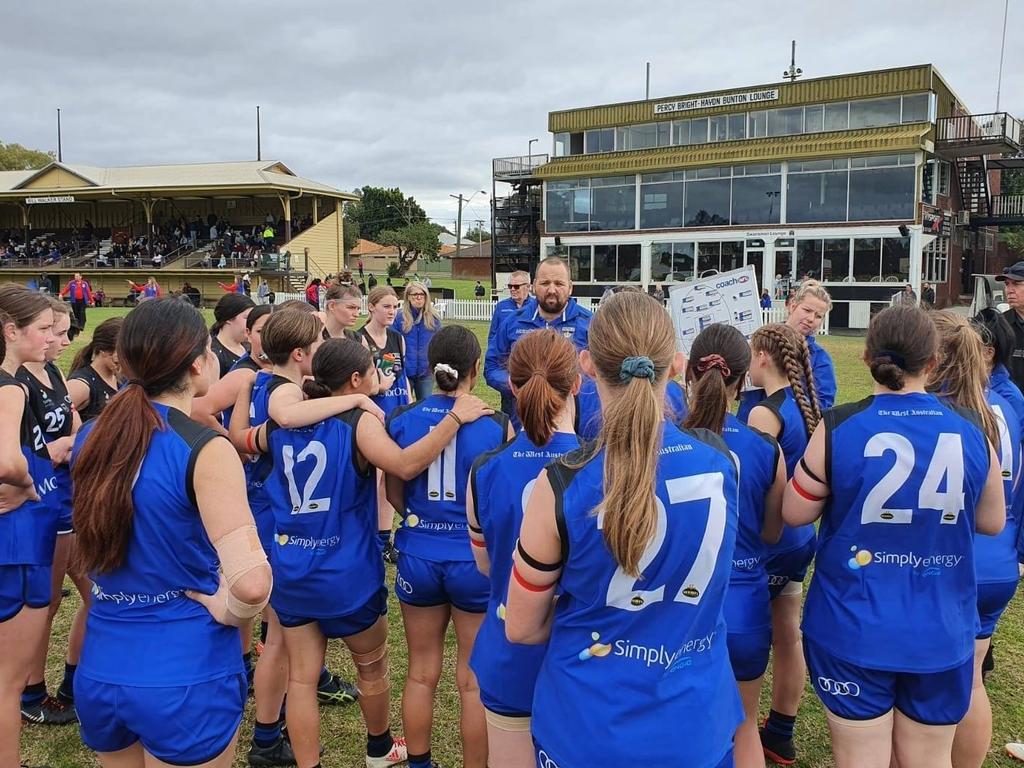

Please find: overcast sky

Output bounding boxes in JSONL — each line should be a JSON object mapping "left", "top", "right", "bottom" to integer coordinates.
{"left": 3, "top": 0, "right": 1020, "bottom": 232}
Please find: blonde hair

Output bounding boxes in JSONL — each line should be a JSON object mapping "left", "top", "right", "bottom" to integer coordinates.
{"left": 789, "top": 279, "right": 833, "bottom": 312}
{"left": 750, "top": 323, "right": 821, "bottom": 437}
{"left": 399, "top": 282, "right": 440, "bottom": 333}
{"left": 927, "top": 310, "right": 1000, "bottom": 448}
{"left": 574, "top": 291, "right": 675, "bottom": 578}
{"left": 366, "top": 285, "right": 398, "bottom": 309}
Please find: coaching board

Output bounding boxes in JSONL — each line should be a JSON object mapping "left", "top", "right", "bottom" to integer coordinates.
{"left": 668, "top": 265, "right": 763, "bottom": 358}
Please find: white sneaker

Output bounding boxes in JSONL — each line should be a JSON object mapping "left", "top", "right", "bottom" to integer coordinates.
{"left": 1007, "top": 744, "right": 1024, "bottom": 762}
{"left": 366, "top": 736, "right": 408, "bottom": 767}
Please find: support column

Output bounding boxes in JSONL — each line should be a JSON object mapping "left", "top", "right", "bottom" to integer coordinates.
{"left": 141, "top": 198, "right": 157, "bottom": 256}
{"left": 19, "top": 203, "right": 30, "bottom": 248}
{"left": 335, "top": 200, "right": 343, "bottom": 275}
{"left": 312, "top": 197, "right": 319, "bottom": 225}
{"left": 280, "top": 195, "right": 292, "bottom": 243}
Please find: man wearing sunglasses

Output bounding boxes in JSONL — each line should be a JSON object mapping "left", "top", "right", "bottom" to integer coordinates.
{"left": 486, "top": 270, "right": 533, "bottom": 346}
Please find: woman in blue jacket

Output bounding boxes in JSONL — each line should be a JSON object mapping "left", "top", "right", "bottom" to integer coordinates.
{"left": 393, "top": 283, "right": 442, "bottom": 402}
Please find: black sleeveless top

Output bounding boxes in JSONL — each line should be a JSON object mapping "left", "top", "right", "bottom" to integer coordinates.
{"left": 69, "top": 365, "right": 118, "bottom": 423}
{"left": 17, "top": 362, "right": 73, "bottom": 440}
{"left": 211, "top": 336, "right": 243, "bottom": 380}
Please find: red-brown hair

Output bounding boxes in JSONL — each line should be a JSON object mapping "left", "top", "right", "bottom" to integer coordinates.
{"left": 508, "top": 328, "right": 578, "bottom": 446}
{"left": 72, "top": 299, "right": 210, "bottom": 574}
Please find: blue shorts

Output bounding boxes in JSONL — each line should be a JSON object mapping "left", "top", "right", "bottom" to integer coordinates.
{"left": 766, "top": 538, "right": 816, "bottom": 599}
{"left": 480, "top": 686, "right": 530, "bottom": 718}
{"left": 277, "top": 587, "right": 388, "bottom": 639}
{"left": 977, "top": 580, "right": 1018, "bottom": 638}
{"left": 804, "top": 639, "right": 973, "bottom": 725}
{"left": 0, "top": 564, "right": 51, "bottom": 622}
{"left": 724, "top": 579, "right": 771, "bottom": 681}
{"left": 76, "top": 671, "right": 247, "bottom": 764}
{"left": 535, "top": 742, "right": 733, "bottom": 768}
{"left": 395, "top": 552, "right": 489, "bottom": 613}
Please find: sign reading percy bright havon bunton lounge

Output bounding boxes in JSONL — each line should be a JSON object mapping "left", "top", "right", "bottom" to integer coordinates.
{"left": 654, "top": 89, "right": 780, "bottom": 115}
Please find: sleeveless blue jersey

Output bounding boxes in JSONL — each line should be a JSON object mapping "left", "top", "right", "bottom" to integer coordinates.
{"left": 976, "top": 389, "right": 1022, "bottom": 584}
{"left": 990, "top": 364, "right": 1024, "bottom": 437}
{"left": 531, "top": 423, "right": 742, "bottom": 768}
{"left": 756, "top": 387, "right": 815, "bottom": 557}
{"left": 263, "top": 410, "right": 381, "bottom": 619}
{"left": 72, "top": 404, "right": 242, "bottom": 685}
{"left": 722, "top": 414, "right": 779, "bottom": 585}
{"left": 575, "top": 376, "right": 687, "bottom": 442}
{"left": 359, "top": 326, "right": 410, "bottom": 415}
{"left": 802, "top": 392, "right": 990, "bottom": 672}
{"left": 387, "top": 394, "right": 508, "bottom": 562}
{"left": 468, "top": 429, "right": 580, "bottom": 715}
{"left": 220, "top": 354, "right": 262, "bottom": 430}
{"left": 245, "top": 372, "right": 290, "bottom": 550}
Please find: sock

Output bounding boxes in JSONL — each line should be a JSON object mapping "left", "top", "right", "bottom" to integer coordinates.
{"left": 378, "top": 529, "right": 391, "bottom": 549}
{"left": 318, "top": 667, "right": 332, "bottom": 688}
{"left": 21, "top": 681, "right": 46, "bottom": 708}
{"left": 408, "top": 751, "right": 432, "bottom": 768}
{"left": 764, "top": 709, "right": 797, "bottom": 741}
{"left": 59, "top": 663, "right": 77, "bottom": 700}
{"left": 260, "top": 620, "right": 269, "bottom": 644}
{"left": 367, "top": 728, "right": 394, "bottom": 758}
{"left": 253, "top": 719, "right": 282, "bottom": 748}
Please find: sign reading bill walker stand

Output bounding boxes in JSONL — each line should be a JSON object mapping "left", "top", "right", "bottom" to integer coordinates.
{"left": 654, "top": 89, "right": 779, "bottom": 115}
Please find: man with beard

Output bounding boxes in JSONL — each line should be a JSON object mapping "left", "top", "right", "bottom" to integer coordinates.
{"left": 485, "top": 256, "right": 591, "bottom": 425}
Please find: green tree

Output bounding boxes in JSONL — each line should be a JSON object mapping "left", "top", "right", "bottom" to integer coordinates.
{"left": 345, "top": 186, "right": 426, "bottom": 244}
{"left": 463, "top": 225, "right": 490, "bottom": 243}
{"left": 379, "top": 220, "right": 443, "bottom": 276}
{"left": 0, "top": 140, "right": 54, "bottom": 171}
{"left": 1000, "top": 170, "right": 1024, "bottom": 255}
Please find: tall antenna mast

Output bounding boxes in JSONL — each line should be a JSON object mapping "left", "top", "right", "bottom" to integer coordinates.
{"left": 783, "top": 40, "right": 803, "bottom": 82}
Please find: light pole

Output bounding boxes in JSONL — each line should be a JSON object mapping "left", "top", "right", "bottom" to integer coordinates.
{"left": 528, "top": 138, "right": 538, "bottom": 163}
{"left": 450, "top": 191, "right": 487, "bottom": 261}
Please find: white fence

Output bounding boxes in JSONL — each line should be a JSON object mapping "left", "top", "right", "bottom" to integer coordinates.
{"left": 265, "top": 294, "right": 828, "bottom": 334}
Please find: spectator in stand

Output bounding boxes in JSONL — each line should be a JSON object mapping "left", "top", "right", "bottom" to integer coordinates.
{"left": 262, "top": 223, "right": 275, "bottom": 246}
{"left": 487, "top": 270, "right": 532, "bottom": 347}
{"left": 474, "top": 280, "right": 486, "bottom": 298}
{"left": 305, "top": 278, "right": 322, "bottom": 309}
{"left": 60, "top": 273, "right": 93, "bottom": 329}
{"left": 393, "top": 282, "right": 442, "bottom": 401}
{"left": 126, "top": 277, "right": 162, "bottom": 302}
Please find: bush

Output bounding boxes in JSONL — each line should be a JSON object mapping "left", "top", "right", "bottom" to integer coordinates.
{"left": 387, "top": 261, "right": 401, "bottom": 278}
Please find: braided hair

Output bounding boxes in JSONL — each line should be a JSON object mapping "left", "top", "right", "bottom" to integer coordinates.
{"left": 750, "top": 323, "right": 821, "bottom": 437}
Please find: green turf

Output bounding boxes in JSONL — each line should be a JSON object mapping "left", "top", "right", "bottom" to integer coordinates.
{"left": 23, "top": 309, "right": 1024, "bottom": 767}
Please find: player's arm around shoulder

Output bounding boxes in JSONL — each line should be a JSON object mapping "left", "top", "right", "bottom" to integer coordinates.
{"left": 783, "top": 422, "right": 828, "bottom": 526}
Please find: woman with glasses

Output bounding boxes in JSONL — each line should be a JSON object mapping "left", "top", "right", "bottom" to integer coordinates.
{"left": 394, "top": 283, "right": 442, "bottom": 402}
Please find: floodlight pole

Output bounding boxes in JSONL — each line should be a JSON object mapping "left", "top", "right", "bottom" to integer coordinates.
{"left": 56, "top": 109, "right": 62, "bottom": 162}
{"left": 256, "top": 106, "right": 262, "bottom": 161}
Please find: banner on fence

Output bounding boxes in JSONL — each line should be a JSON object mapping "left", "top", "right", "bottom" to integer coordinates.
{"left": 667, "top": 266, "right": 763, "bottom": 358}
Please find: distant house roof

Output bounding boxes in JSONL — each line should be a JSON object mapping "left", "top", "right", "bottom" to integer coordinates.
{"left": 452, "top": 240, "right": 492, "bottom": 259}
{"left": 350, "top": 238, "right": 398, "bottom": 256}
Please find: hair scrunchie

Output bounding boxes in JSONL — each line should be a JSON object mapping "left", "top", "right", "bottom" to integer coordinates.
{"left": 874, "top": 349, "right": 907, "bottom": 370}
{"left": 434, "top": 363, "right": 459, "bottom": 379}
{"left": 618, "top": 355, "right": 656, "bottom": 383}
{"left": 696, "top": 354, "right": 731, "bottom": 379}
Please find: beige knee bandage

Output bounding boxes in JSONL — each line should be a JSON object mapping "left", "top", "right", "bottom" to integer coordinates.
{"left": 353, "top": 642, "right": 390, "bottom": 696}
{"left": 485, "top": 708, "right": 532, "bottom": 733}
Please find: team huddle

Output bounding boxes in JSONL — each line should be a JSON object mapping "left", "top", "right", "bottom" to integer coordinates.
{"left": 0, "top": 254, "right": 1021, "bottom": 768}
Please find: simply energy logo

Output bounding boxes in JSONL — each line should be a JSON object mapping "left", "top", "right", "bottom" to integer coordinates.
{"left": 577, "top": 631, "right": 717, "bottom": 670}
{"left": 404, "top": 515, "right": 466, "bottom": 533}
{"left": 275, "top": 533, "right": 341, "bottom": 550}
{"left": 91, "top": 583, "right": 183, "bottom": 606}
{"left": 845, "top": 545, "right": 963, "bottom": 575}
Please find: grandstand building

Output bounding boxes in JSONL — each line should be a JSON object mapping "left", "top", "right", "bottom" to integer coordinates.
{"left": 0, "top": 160, "right": 357, "bottom": 301}
{"left": 491, "top": 64, "right": 1023, "bottom": 327}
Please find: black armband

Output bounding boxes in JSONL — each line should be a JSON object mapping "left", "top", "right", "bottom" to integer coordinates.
{"left": 517, "top": 539, "right": 562, "bottom": 572}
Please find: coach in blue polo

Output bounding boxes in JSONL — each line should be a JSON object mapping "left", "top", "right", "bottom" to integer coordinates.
{"left": 484, "top": 256, "right": 592, "bottom": 425}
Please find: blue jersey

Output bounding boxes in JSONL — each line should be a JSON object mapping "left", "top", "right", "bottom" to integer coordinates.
{"left": 722, "top": 414, "right": 780, "bottom": 585}
{"left": 264, "top": 410, "right": 381, "bottom": 619}
{"left": 359, "top": 326, "right": 410, "bottom": 415}
{"left": 73, "top": 405, "right": 241, "bottom": 686}
{"left": 990, "top": 364, "right": 1024, "bottom": 437}
{"left": 246, "top": 372, "right": 291, "bottom": 551}
{"left": 468, "top": 429, "right": 580, "bottom": 715}
{"left": 977, "top": 389, "right": 1022, "bottom": 584}
{"left": 531, "top": 423, "right": 742, "bottom": 768}
{"left": 737, "top": 334, "right": 836, "bottom": 420}
{"left": 755, "top": 387, "right": 815, "bottom": 556}
{"left": 387, "top": 395, "right": 508, "bottom": 562}
{"left": 575, "top": 376, "right": 688, "bottom": 442}
{"left": 802, "top": 392, "right": 990, "bottom": 672}
{"left": 220, "top": 354, "right": 261, "bottom": 430}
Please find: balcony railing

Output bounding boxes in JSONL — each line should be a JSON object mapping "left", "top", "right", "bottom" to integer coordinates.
{"left": 935, "top": 113, "right": 1022, "bottom": 155}
{"left": 493, "top": 154, "right": 549, "bottom": 179}
{"left": 992, "top": 195, "right": 1024, "bottom": 218}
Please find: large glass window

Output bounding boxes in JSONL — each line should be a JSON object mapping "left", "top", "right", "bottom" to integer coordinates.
{"left": 768, "top": 107, "right": 804, "bottom": 137}
{"left": 822, "top": 238, "right": 851, "bottom": 281}
{"left": 709, "top": 115, "right": 728, "bottom": 143}
{"left": 590, "top": 176, "right": 636, "bottom": 231}
{"left": 901, "top": 93, "right": 930, "bottom": 123}
{"left": 849, "top": 97, "right": 902, "bottom": 129}
{"left": 697, "top": 242, "right": 721, "bottom": 273}
{"left": 824, "top": 102, "right": 848, "bottom": 131}
{"left": 749, "top": 111, "right": 767, "bottom": 138}
{"left": 848, "top": 165, "right": 916, "bottom": 221}
{"left": 672, "top": 242, "right": 695, "bottom": 280}
{"left": 585, "top": 128, "right": 614, "bottom": 154}
{"left": 852, "top": 238, "right": 882, "bottom": 281}
{"left": 732, "top": 173, "right": 782, "bottom": 225}
{"left": 651, "top": 242, "right": 696, "bottom": 282}
{"left": 881, "top": 236, "right": 910, "bottom": 282}
{"left": 593, "top": 245, "right": 616, "bottom": 282}
{"left": 689, "top": 118, "right": 709, "bottom": 145}
{"left": 672, "top": 119, "right": 690, "bottom": 145}
{"left": 651, "top": 243, "right": 673, "bottom": 282}
{"left": 728, "top": 113, "right": 746, "bottom": 140}
{"left": 685, "top": 178, "right": 730, "bottom": 227}
{"left": 804, "top": 104, "right": 824, "bottom": 133}
{"left": 553, "top": 133, "right": 569, "bottom": 157}
{"left": 591, "top": 244, "right": 641, "bottom": 283}
{"left": 796, "top": 239, "right": 823, "bottom": 280}
{"left": 568, "top": 245, "right": 591, "bottom": 282}
{"left": 721, "top": 241, "right": 744, "bottom": 272}
{"left": 787, "top": 162, "right": 849, "bottom": 223}
{"left": 617, "top": 244, "right": 641, "bottom": 281}
{"left": 640, "top": 173, "right": 683, "bottom": 229}
{"left": 545, "top": 180, "right": 590, "bottom": 232}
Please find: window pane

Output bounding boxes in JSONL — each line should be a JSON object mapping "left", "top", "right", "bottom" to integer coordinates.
{"left": 672, "top": 120, "right": 690, "bottom": 145}
{"left": 617, "top": 244, "right": 641, "bottom": 282}
{"left": 672, "top": 243, "right": 695, "bottom": 281}
{"left": 652, "top": 243, "right": 672, "bottom": 282}
{"left": 852, "top": 238, "right": 881, "bottom": 281}
{"left": 591, "top": 180, "right": 636, "bottom": 231}
{"left": 697, "top": 242, "right": 720, "bottom": 274}
{"left": 848, "top": 166, "right": 915, "bottom": 221}
{"left": 657, "top": 122, "right": 671, "bottom": 147}
{"left": 881, "top": 237, "right": 910, "bottom": 282}
{"left": 553, "top": 133, "right": 569, "bottom": 157}
{"left": 585, "top": 128, "right": 614, "bottom": 153}
{"left": 822, "top": 238, "right": 850, "bottom": 281}
{"left": 732, "top": 174, "right": 782, "bottom": 225}
{"left": 768, "top": 107, "right": 804, "bottom": 137}
{"left": 849, "top": 97, "right": 901, "bottom": 129}
{"left": 640, "top": 181, "right": 684, "bottom": 229}
{"left": 568, "top": 245, "right": 591, "bottom": 282}
{"left": 630, "top": 123, "right": 658, "bottom": 149}
{"left": 901, "top": 93, "right": 929, "bottom": 123}
{"left": 796, "top": 239, "right": 823, "bottom": 280}
{"left": 786, "top": 170, "right": 849, "bottom": 223}
{"left": 938, "top": 161, "right": 951, "bottom": 196}
{"left": 804, "top": 105, "right": 824, "bottom": 133}
{"left": 690, "top": 118, "right": 709, "bottom": 144}
{"left": 749, "top": 111, "right": 767, "bottom": 138}
{"left": 824, "top": 102, "right": 848, "bottom": 131}
{"left": 593, "top": 245, "right": 616, "bottom": 282}
{"left": 685, "top": 178, "right": 731, "bottom": 227}
{"left": 721, "top": 241, "right": 744, "bottom": 272}
{"left": 545, "top": 186, "right": 590, "bottom": 232}
{"left": 728, "top": 113, "right": 746, "bottom": 140}
{"left": 569, "top": 132, "right": 584, "bottom": 155}
{"left": 709, "top": 115, "right": 728, "bottom": 142}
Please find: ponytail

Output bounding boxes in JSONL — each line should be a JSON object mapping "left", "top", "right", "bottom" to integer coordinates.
{"left": 683, "top": 323, "right": 750, "bottom": 435}
{"left": 70, "top": 340, "right": 95, "bottom": 373}
{"left": 71, "top": 316, "right": 122, "bottom": 372}
{"left": 508, "top": 329, "right": 578, "bottom": 446}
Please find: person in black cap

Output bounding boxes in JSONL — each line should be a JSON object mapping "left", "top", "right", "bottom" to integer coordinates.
{"left": 996, "top": 260, "right": 1024, "bottom": 393}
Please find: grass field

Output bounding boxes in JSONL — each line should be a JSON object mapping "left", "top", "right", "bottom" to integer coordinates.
{"left": 21, "top": 307, "right": 1024, "bottom": 768}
